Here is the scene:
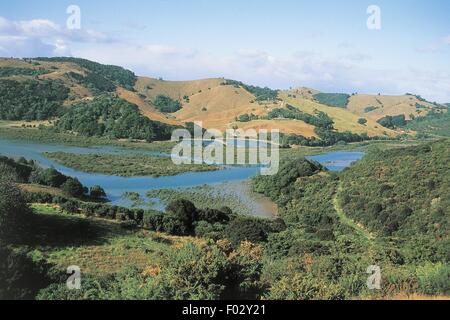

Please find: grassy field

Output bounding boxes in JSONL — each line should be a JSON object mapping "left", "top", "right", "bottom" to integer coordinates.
{"left": 147, "top": 182, "right": 278, "bottom": 217}
{"left": 44, "top": 152, "right": 218, "bottom": 177}
{"left": 279, "top": 92, "right": 398, "bottom": 137}
{"left": 0, "top": 120, "right": 53, "bottom": 128}
{"left": 29, "top": 204, "right": 202, "bottom": 276}
{"left": 0, "top": 126, "right": 176, "bottom": 152}
{"left": 346, "top": 94, "right": 437, "bottom": 121}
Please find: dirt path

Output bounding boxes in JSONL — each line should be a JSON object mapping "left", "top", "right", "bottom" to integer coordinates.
{"left": 333, "top": 182, "right": 375, "bottom": 242}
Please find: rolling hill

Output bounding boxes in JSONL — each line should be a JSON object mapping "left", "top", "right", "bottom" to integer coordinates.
{"left": 0, "top": 57, "right": 447, "bottom": 142}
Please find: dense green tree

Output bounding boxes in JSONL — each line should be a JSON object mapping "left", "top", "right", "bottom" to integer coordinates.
{"left": 313, "top": 92, "right": 350, "bottom": 108}
{"left": 0, "top": 246, "right": 52, "bottom": 300}
{"left": 61, "top": 177, "right": 85, "bottom": 198}
{"left": 0, "top": 179, "right": 31, "bottom": 243}
{"left": 0, "top": 79, "right": 69, "bottom": 120}
{"left": 66, "top": 71, "right": 116, "bottom": 94}
{"left": 55, "top": 95, "right": 176, "bottom": 142}
{"left": 165, "top": 199, "right": 199, "bottom": 234}
{"left": 377, "top": 114, "right": 407, "bottom": 129}
{"left": 224, "top": 80, "right": 278, "bottom": 101}
{"left": 36, "top": 57, "right": 137, "bottom": 89}
{"left": 224, "top": 217, "right": 270, "bottom": 246}
{"left": 90, "top": 185, "right": 107, "bottom": 199}
{"left": 0, "top": 67, "right": 50, "bottom": 77}
{"left": 29, "top": 168, "right": 67, "bottom": 188}
{"left": 358, "top": 118, "right": 367, "bottom": 125}
{"left": 152, "top": 95, "right": 182, "bottom": 113}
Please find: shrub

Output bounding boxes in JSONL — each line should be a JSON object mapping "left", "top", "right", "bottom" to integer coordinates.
{"left": 90, "top": 185, "right": 106, "bottom": 199}
{"left": 0, "top": 179, "right": 32, "bottom": 243}
{"left": 61, "top": 177, "right": 85, "bottom": 198}
{"left": 165, "top": 199, "right": 198, "bottom": 234}
{"left": 358, "top": 118, "right": 367, "bottom": 125}
{"left": 313, "top": 93, "right": 350, "bottom": 108}
{"left": 224, "top": 217, "right": 269, "bottom": 246}
{"left": 0, "top": 246, "right": 52, "bottom": 300}
{"left": 152, "top": 95, "right": 182, "bottom": 113}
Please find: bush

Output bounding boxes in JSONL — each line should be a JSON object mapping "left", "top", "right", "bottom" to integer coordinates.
{"left": 30, "top": 168, "right": 67, "bottom": 188}
{"left": 313, "top": 93, "right": 350, "bottom": 108}
{"left": 165, "top": 199, "right": 198, "bottom": 234}
{"left": 0, "top": 246, "right": 52, "bottom": 300}
{"left": 358, "top": 118, "right": 367, "bottom": 125}
{"left": 416, "top": 263, "right": 450, "bottom": 295}
{"left": 377, "top": 115, "right": 407, "bottom": 129}
{"left": 90, "top": 185, "right": 106, "bottom": 199}
{"left": 266, "top": 273, "right": 345, "bottom": 300}
{"left": 0, "top": 179, "right": 32, "bottom": 243}
{"left": 148, "top": 243, "right": 230, "bottom": 299}
{"left": 61, "top": 177, "right": 85, "bottom": 198}
{"left": 152, "top": 95, "right": 182, "bottom": 113}
{"left": 224, "top": 217, "right": 271, "bottom": 246}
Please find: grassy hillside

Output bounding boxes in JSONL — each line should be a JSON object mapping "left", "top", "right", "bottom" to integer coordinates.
{"left": 347, "top": 94, "right": 439, "bottom": 121}
{"left": 279, "top": 91, "right": 397, "bottom": 137}
{"left": 1, "top": 137, "right": 448, "bottom": 299}
{"left": 0, "top": 57, "right": 446, "bottom": 144}
{"left": 250, "top": 140, "right": 449, "bottom": 299}
{"left": 339, "top": 140, "right": 449, "bottom": 254}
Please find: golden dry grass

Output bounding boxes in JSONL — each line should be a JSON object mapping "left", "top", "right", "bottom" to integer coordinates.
{"left": 347, "top": 94, "right": 436, "bottom": 121}
{"left": 234, "top": 119, "right": 318, "bottom": 137}
{"left": 279, "top": 91, "right": 398, "bottom": 137}
{"left": 18, "top": 184, "right": 66, "bottom": 197}
{"left": 116, "top": 87, "right": 181, "bottom": 125}
{"left": 135, "top": 76, "right": 224, "bottom": 101}
{"left": 174, "top": 84, "right": 263, "bottom": 129}
{"left": 0, "top": 58, "right": 421, "bottom": 138}
{"left": 287, "top": 87, "right": 320, "bottom": 100}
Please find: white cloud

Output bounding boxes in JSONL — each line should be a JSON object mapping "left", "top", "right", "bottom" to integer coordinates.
{"left": 73, "top": 42, "right": 450, "bottom": 101}
{"left": 0, "top": 16, "right": 113, "bottom": 57}
{"left": 0, "top": 16, "right": 448, "bottom": 102}
{"left": 0, "top": 35, "right": 62, "bottom": 57}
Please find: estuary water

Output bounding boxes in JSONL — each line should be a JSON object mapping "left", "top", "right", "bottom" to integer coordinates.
{"left": 0, "top": 138, "right": 364, "bottom": 217}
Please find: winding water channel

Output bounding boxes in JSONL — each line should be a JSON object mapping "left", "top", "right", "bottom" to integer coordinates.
{"left": 0, "top": 138, "right": 365, "bottom": 217}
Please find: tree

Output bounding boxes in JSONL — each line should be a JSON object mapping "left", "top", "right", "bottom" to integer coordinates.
{"left": 152, "top": 95, "right": 182, "bottom": 113}
{"left": 224, "top": 217, "right": 268, "bottom": 246}
{"left": 165, "top": 199, "right": 199, "bottom": 235}
{"left": 30, "top": 168, "right": 67, "bottom": 188}
{"left": 358, "top": 118, "right": 367, "bottom": 125}
{"left": 148, "top": 243, "right": 229, "bottom": 299}
{"left": 90, "top": 185, "right": 106, "bottom": 199}
{"left": 0, "top": 246, "right": 52, "bottom": 300}
{"left": 61, "top": 177, "right": 85, "bottom": 198}
{"left": 0, "top": 179, "right": 31, "bottom": 243}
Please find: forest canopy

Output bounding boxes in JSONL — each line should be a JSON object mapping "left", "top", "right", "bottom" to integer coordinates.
{"left": 35, "top": 57, "right": 137, "bottom": 90}
{"left": 0, "top": 79, "right": 69, "bottom": 120}
{"left": 224, "top": 79, "right": 279, "bottom": 101}
{"left": 313, "top": 93, "right": 350, "bottom": 108}
{"left": 54, "top": 95, "right": 177, "bottom": 142}
{"left": 152, "top": 95, "right": 182, "bottom": 113}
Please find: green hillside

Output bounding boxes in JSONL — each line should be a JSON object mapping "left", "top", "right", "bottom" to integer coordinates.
{"left": 250, "top": 140, "right": 449, "bottom": 298}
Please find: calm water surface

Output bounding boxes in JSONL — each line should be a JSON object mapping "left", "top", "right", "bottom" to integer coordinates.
{"left": 0, "top": 138, "right": 365, "bottom": 216}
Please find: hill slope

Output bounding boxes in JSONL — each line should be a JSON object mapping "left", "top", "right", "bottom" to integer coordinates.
{"left": 347, "top": 94, "right": 438, "bottom": 121}
{"left": 0, "top": 57, "right": 446, "bottom": 142}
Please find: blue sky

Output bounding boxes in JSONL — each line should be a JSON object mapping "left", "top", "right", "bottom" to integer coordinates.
{"left": 1, "top": 0, "right": 449, "bottom": 101}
